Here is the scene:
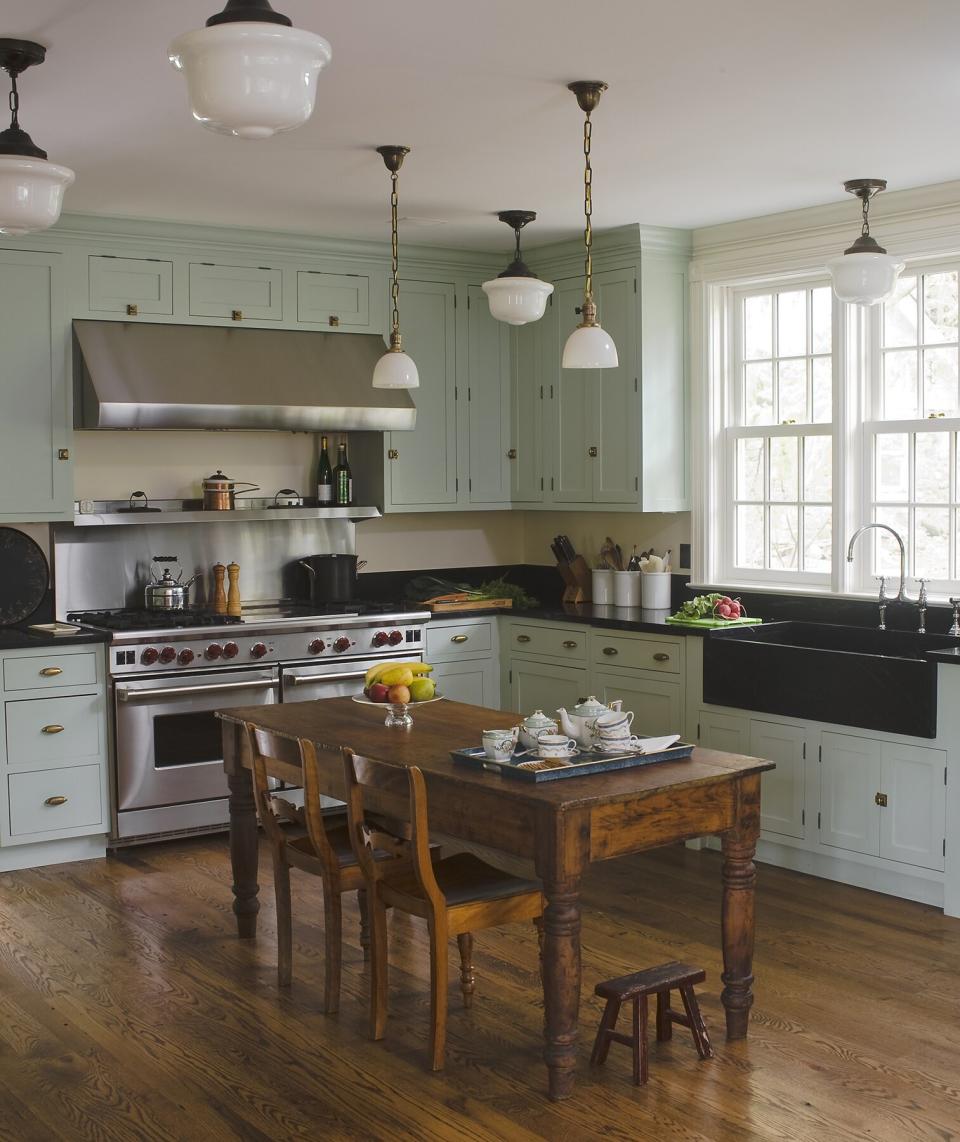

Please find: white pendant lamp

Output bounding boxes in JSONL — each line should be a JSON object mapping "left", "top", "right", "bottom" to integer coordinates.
{"left": 0, "top": 40, "right": 74, "bottom": 237}
{"left": 373, "top": 146, "right": 419, "bottom": 390}
{"left": 482, "top": 210, "right": 554, "bottom": 325}
{"left": 169, "top": 1, "right": 331, "bottom": 140}
{"left": 562, "top": 80, "right": 618, "bottom": 369}
{"left": 827, "top": 179, "right": 904, "bottom": 306}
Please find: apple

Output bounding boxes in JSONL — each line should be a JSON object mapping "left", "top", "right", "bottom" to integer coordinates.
{"left": 369, "top": 682, "right": 390, "bottom": 703}
{"left": 387, "top": 683, "right": 411, "bottom": 704}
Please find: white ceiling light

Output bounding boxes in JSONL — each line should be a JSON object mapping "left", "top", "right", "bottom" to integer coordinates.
{"left": 168, "top": 1, "right": 332, "bottom": 140}
{"left": 0, "top": 39, "right": 74, "bottom": 237}
{"left": 827, "top": 179, "right": 904, "bottom": 306}
{"left": 373, "top": 146, "right": 419, "bottom": 390}
{"left": 562, "top": 80, "right": 618, "bottom": 370}
{"left": 482, "top": 210, "right": 554, "bottom": 325}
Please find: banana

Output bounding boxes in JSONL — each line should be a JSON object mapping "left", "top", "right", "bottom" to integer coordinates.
{"left": 379, "top": 665, "right": 414, "bottom": 688}
{"left": 364, "top": 662, "right": 394, "bottom": 687}
{"left": 365, "top": 660, "right": 432, "bottom": 688}
{"left": 409, "top": 662, "right": 434, "bottom": 676}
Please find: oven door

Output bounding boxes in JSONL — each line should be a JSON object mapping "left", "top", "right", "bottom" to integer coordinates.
{"left": 114, "top": 666, "right": 279, "bottom": 817}
{"left": 280, "top": 653, "right": 412, "bottom": 704}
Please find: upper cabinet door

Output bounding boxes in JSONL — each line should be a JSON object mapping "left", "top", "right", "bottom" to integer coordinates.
{"left": 188, "top": 263, "right": 282, "bottom": 322}
{"left": 550, "top": 279, "right": 592, "bottom": 503}
{"left": 88, "top": 255, "right": 173, "bottom": 316}
{"left": 0, "top": 250, "right": 71, "bottom": 520}
{"left": 384, "top": 280, "right": 458, "bottom": 508}
{"left": 592, "top": 268, "right": 639, "bottom": 504}
{"left": 510, "top": 320, "right": 543, "bottom": 503}
{"left": 466, "top": 285, "right": 510, "bottom": 504}
{"left": 297, "top": 270, "right": 371, "bottom": 330}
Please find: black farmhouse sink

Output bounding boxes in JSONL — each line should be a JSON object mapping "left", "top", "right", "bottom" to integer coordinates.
{"left": 702, "top": 622, "right": 957, "bottom": 739}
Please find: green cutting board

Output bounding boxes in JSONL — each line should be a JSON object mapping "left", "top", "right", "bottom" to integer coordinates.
{"left": 664, "top": 615, "right": 763, "bottom": 628}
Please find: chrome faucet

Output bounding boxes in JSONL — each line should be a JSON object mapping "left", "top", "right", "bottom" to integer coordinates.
{"left": 846, "top": 523, "right": 914, "bottom": 604}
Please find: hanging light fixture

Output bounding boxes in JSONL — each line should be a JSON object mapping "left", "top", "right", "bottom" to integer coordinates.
{"left": 482, "top": 211, "right": 554, "bottom": 325}
{"left": 562, "top": 81, "right": 618, "bottom": 369}
{"left": 0, "top": 40, "right": 74, "bottom": 237}
{"left": 827, "top": 179, "right": 904, "bottom": 306}
{"left": 373, "top": 145, "right": 419, "bottom": 390}
{"left": 169, "top": 1, "right": 332, "bottom": 139}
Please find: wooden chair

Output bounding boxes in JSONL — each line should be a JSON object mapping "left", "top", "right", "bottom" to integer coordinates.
{"left": 342, "top": 747, "right": 544, "bottom": 1071}
{"left": 247, "top": 724, "right": 406, "bottom": 1013}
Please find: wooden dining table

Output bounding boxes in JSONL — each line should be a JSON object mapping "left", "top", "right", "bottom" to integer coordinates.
{"left": 218, "top": 697, "right": 774, "bottom": 1101}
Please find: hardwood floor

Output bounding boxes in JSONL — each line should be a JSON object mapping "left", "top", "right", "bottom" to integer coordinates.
{"left": 1, "top": 837, "right": 958, "bottom": 1141}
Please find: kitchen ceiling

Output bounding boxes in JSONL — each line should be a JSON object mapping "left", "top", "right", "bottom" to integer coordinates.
{"left": 4, "top": 0, "right": 960, "bottom": 249}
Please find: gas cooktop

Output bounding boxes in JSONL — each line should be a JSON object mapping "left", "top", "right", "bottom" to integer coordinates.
{"left": 66, "top": 600, "right": 420, "bottom": 633}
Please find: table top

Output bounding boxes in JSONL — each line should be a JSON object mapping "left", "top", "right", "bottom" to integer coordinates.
{"left": 218, "top": 697, "right": 773, "bottom": 810}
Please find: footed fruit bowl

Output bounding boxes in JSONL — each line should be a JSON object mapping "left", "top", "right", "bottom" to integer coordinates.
{"left": 352, "top": 692, "right": 443, "bottom": 728}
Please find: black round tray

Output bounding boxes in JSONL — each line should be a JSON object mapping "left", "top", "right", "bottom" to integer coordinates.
{"left": 0, "top": 527, "right": 50, "bottom": 626}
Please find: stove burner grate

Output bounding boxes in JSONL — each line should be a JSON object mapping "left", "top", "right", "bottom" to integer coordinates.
{"left": 68, "top": 609, "right": 244, "bottom": 632}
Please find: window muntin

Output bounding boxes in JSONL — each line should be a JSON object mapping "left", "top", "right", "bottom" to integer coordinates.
{"left": 881, "top": 271, "right": 959, "bottom": 419}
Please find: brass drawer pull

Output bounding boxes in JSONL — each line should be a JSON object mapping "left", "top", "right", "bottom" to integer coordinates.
{"left": 875, "top": 791, "right": 888, "bottom": 807}
{"left": 329, "top": 314, "right": 340, "bottom": 327}
{"left": 562, "top": 640, "right": 578, "bottom": 649}
{"left": 231, "top": 309, "right": 243, "bottom": 321}
{"left": 126, "top": 303, "right": 138, "bottom": 316}
{"left": 653, "top": 652, "right": 670, "bottom": 662}
{"left": 388, "top": 448, "right": 399, "bottom": 460}
{"left": 451, "top": 634, "right": 469, "bottom": 643}
{"left": 602, "top": 647, "right": 618, "bottom": 656}
{"left": 44, "top": 796, "right": 68, "bottom": 807}
{"left": 516, "top": 634, "right": 531, "bottom": 643}
{"left": 42, "top": 724, "right": 65, "bottom": 735}
{"left": 507, "top": 448, "right": 517, "bottom": 459}
{"left": 40, "top": 667, "right": 63, "bottom": 677}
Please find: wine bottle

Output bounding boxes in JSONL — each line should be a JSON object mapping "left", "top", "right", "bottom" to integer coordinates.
{"left": 317, "top": 435, "right": 333, "bottom": 505}
{"left": 333, "top": 438, "right": 353, "bottom": 506}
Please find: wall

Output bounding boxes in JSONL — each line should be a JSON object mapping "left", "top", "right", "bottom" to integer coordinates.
{"left": 357, "top": 511, "right": 524, "bottom": 574}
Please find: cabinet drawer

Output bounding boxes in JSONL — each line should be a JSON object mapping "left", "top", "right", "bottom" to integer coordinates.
{"left": 297, "top": 271, "right": 370, "bottom": 328}
{"left": 189, "top": 262, "right": 283, "bottom": 321}
{"left": 591, "top": 633, "right": 680, "bottom": 674}
{"left": 426, "top": 621, "right": 493, "bottom": 660}
{"left": 8, "top": 764, "right": 104, "bottom": 838}
{"left": 3, "top": 651, "right": 98, "bottom": 692}
{"left": 5, "top": 693, "right": 102, "bottom": 767}
{"left": 88, "top": 256, "right": 173, "bottom": 315}
{"left": 508, "top": 624, "right": 586, "bottom": 660}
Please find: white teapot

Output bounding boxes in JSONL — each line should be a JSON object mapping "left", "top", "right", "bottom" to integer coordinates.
{"left": 519, "top": 709, "right": 560, "bottom": 750}
{"left": 557, "top": 695, "right": 618, "bottom": 747}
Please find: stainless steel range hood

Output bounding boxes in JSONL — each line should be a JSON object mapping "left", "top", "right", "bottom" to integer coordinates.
{"left": 73, "top": 320, "right": 416, "bottom": 431}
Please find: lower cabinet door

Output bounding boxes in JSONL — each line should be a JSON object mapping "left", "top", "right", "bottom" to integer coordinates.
{"left": 431, "top": 658, "right": 496, "bottom": 709}
{"left": 698, "top": 709, "right": 750, "bottom": 754}
{"left": 750, "top": 719, "right": 807, "bottom": 840}
{"left": 7, "top": 763, "right": 105, "bottom": 840}
{"left": 880, "top": 742, "right": 946, "bottom": 871}
{"left": 819, "top": 731, "right": 879, "bottom": 856}
{"left": 592, "top": 671, "right": 681, "bottom": 738}
{"left": 507, "top": 659, "right": 588, "bottom": 717}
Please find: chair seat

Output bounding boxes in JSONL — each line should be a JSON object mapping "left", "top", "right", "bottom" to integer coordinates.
{"left": 384, "top": 851, "right": 540, "bottom": 907}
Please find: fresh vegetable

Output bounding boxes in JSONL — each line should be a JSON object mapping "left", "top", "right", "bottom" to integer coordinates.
{"left": 672, "top": 593, "right": 747, "bottom": 622}
{"left": 405, "top": 574, "right": 539, "bottom": 609}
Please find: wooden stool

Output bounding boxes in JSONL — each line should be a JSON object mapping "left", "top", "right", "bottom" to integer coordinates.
{"left": 590, "top": 961, "right": 713, "bottom": 1085}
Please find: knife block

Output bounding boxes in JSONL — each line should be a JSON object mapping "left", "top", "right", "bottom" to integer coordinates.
{"left": 557, "top": 555, "right": 592, "bottom": 603}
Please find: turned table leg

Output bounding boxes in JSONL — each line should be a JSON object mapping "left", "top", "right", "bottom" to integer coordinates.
{"left": 541, "top": 876, "right": 582, "bottom": 1101}
{"left": 227, "top": 767, "right": 260, "bottom": 938}
{"left": 720, "top": 774, "right": 761, "bottom": 1039}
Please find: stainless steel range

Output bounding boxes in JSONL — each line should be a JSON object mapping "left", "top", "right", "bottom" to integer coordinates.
{"left": 68, "top": 602, "right": 430, "bottom": 843}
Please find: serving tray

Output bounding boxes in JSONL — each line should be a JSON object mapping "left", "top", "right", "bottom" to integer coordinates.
{"left": 450, "top": 741, "right": 694, "bottom": 782}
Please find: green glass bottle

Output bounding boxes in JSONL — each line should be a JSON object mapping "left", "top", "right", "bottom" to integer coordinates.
{"left": 333, "top": 438, "right": 353, "bottom": 506}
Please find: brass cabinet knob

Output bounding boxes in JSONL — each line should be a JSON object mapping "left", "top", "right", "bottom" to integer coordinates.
{"left": 507, "top": 448, "right": 518, "bottom": 460}
{"left": 602, "top": 646, "right": 618, "bottom": 656}
{"left": 588, "top": 446, "right": 598, "bottom": 457}
{"left": 41, "top": 724, "right": 65, "bottom": 735}
{"left": 451, "top": 634, "right": 469, "bottom": 643}
{"left": 516, "top": 634, "right": 531, "bottom": 643}
{"left": 329, "top": 315, "right": 340, "bottom": 327}
{"left": 874, "top": 791, "right": 888, "bottom": 807}
{"left": 126, "top": 303, "right": 138, "bottom": 316}
{"left": 39, "top": 666, "right": 63, "bottom": 677}
{"left": 231, "top": 309, "right": 243, "bottom": 321}
{"left": 562, "top": 640, "right": 578, "bottom": 649}
{"left": 44, "top": 795, "right": 68, "bottom": 807}
{"left": 653, "top": 652, "right": 670, "bottom": 662}
{"left": 388, "top": 448, "right": 399, "bottom": 460}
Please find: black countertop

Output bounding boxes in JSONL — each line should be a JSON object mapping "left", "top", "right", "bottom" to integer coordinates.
{"left": 0, "top": 624, "right": 111, "bottom": 651}
{"left": 428, "top": 603, "right": 708, "bottom": 635}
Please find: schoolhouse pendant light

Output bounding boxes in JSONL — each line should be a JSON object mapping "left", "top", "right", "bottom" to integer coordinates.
{"left": 0, "top": 40, "right": 74, "bottom": 237}
{"left": 827, "top": 179, "right": 904, "bottom": 306}
{"left": 482, "top": 210, "right": 554, "bottom": 325}
{"left": 562, "top": 80, "right": 618, "bottom": 369}
{"left": 168, "top": 1, "right": 332, "bottom": 139}
{"left": 373, "top": 146, "right": 419, "bottom": 390}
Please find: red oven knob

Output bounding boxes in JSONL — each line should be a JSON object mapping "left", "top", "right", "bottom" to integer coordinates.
{"left": 140, "top": 647, "right": 159, "bottom": 665}
{"left": 178, "top": 648, "right": 195, "bottom": 665}
{"left": 333, "top": 636, "right": 351, "bottom": 653}
{"left": 250, "top": 642, "right": 268, "bottom": 659}
{"left": 387, "top": 630, "right": 403, "bottom": 646}
{"left": 158, "top": 646, "right": 176, "bottom": 664}
{"left": 205, "top": 643, "right": 223, "bottom": 660}
{"left": 222, "top": 641, "right": 239, "bottom": 659}
{"left": 372, "top": 630, "right": 389, "bottom": 647}
{"left": 309, "top": 638, "right": 325, "bottom": 654}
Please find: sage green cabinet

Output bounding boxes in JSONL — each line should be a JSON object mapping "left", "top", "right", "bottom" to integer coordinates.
{"left": 750, "top": 719, "right": 808, "bottom": 840}
{"left": 297, "top": 270, "right": 371, "bottom": 329}
{"left": 426, "top": 618, "right": 499, "bottom": 708}
{"left": 506, "top": 658, "right": 589, "bottom": 718}
{"left": 188, "top": 262, "right": 283, "bottom": 322}
{"left": 466, "top": 286, "right": 510, "bottom": 504}
{"left": 510, "top": 321, "right": 543, "bottom": 502}
{"left": 88, "top": 254, "right": 173, "bottom": 315}
{"left": 593, "top": 670, "right": 681, "bottom": 738}
{"left": 0, "top": 249, "right": 71, "bottom": 521}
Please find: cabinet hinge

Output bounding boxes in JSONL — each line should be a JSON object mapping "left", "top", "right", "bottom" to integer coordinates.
{"left": 469, "top": 477, "right": 472, "bottom": 491}
{"left": 551, "top": 477, "right": 555, "bottom": 491}
{"left": 817, "top": 811, "right": 821, "bottom": 829}
{"left": 945, "top": 766, "right": 948, "bottom": 786}
{"left": 634, "top": 378, "right": 638, "bottom": 393}
{"left": 550, "top": 384, "right": 554, "bottom": 399}
{"left": 540, "top": 477, "right": 544, "bottom": 491}
{"left": 634, "top": 476, "right": 638, "bottom": 491}
{"left": 455, "top": 477, "right": 459, "bottom": 492}
{"left": 455, "top": 388, "right": 458, "bottom": 400}
{"left": 818, "top": 745, "right": 822, "bottom": 762}
{"left": 548, "top": 294, "right": 553, "bottom": 306}
{"left": 508, "top": 669, "right": 512, "bottom": 683}
{"left": 944, "top": 838, "right": 947, "bottom": 856}
{"left": 200, "top": 261, "right": 214, "bottom": 266}
{"left": 454, "top": 295, "right": 457, "bottom": 308}
{"left": 802, "top": 809, "right": 805, "bottom": 826}
{"left": 467, "top": 294, "right": 471, "bottom": 308}
{"left": 540, "top": 385, "right": 544, "bottom": 400}
{"left": 697, "top": 722, "right": 701, "bottom": 739}
{"left": 634, "top": 277, "right": 638, "bottom": 293}
{"left": 802, "top": 742, "right": 806, "bottom": 760}
{"left": 468, "top": 387, "right": 471, "bottom": 401}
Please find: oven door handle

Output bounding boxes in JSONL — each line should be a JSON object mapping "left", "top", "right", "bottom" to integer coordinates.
{"left": 116, "top": 678, "right": 280, "bottom": 702}
{"left": 284, "top": 669, "right": 369, "bottom": 685}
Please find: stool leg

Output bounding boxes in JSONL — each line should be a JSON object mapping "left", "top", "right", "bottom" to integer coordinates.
{"left": 679, "top": 984, "right": 713, "bottom": 1060}
{"left": 656, "top": 989, "right": 673, "bottom": 1041}
{"left": 632, "top": 996, "right": 649, "bottom": 1085}
{"left": 590, "top": 998, "right": 621, "bottom": 1066}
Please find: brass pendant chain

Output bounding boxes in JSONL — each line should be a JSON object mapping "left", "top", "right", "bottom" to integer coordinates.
{"left": 583, "top": 107, "right": 593, "bottom": 303}
{"left": 860, "top": 192, "right": 871, "bottom": 240}
{"left": 390, "top": 167, "right": 400, "bottom": 340}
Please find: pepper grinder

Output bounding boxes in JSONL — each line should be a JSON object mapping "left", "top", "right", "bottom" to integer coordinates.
{"left": 226, "top": 562, "right": 241, "bottom": 617}
{"left": 212, "top": 563, "right": 227, "bottom": 614}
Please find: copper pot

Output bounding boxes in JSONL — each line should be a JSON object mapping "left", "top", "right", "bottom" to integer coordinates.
{"left": 201, "top": 470, "right": 259, "bottom": 511}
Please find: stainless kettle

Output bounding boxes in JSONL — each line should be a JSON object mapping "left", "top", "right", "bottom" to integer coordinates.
{"left": 145, "top": 557, "right": 198, "bottom": 610}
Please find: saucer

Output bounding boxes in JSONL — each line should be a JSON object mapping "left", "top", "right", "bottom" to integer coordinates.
{"left": 522, "top": 747, "right": 580, "bottom": 762}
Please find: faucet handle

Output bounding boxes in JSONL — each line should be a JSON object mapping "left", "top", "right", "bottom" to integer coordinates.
{"left": 873, "top": 574, "right": 887, "bottom": 602}
{"left": 950, "top": 598, "right": 960, "bottom": 637}
{"left": 917, "top": 578, "right": 929, "bottom": 605}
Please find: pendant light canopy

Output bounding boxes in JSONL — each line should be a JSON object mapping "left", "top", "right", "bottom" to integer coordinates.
{"left": 827, "top": 179, "right": 904, "bottom": 306}
{"left": 169, "top": 1, "right": 332, "bottom": 139}
{"left": 562, "top": 80, "right": 618, "bottom": 370}
{"left": 482, "top": 210, "right": 554, "bottom": 325}
{"left": 0, "top": 40, "right": 74, "bottom": 237}
{"left": 373, "top": 145, "right": 419, "bottom": 390}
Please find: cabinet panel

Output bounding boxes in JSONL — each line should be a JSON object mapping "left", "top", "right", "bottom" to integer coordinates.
{"left": 819, "top": 732, "right": 879, "bottom": 856}
{"left": 592, "top": 269, "right": 638, "bottom": 503}
{"left": 507, "top": 624, "right": 586, "bottom": 661}
{"left": 641, "top": 258, "right": 688, "bottom": 511}
{"left": 510, "top": 321, "right": 543, "bottom": 502}
{"left": 551, "top": 280, "right": 592, "bottom": 503}
{"left": 593, "top": 671, "right": 681, "bottom": 738}
{"left": 385, "top": 280, "right": 457, "bottom": 507}
{"left": 426, "top": 621, "right": 493, "bottom": 660}
{"left": 188, "top": 263, "right": 282, "bottom": 321}
{"left": 591, "top": 632, "right": 680, "bottom": 674}
{"left": 88, "top": 255, "right": 173, "bottom": 315}
{"left": 3, "top": 651, "right": 98, "bottom": 692}
{"left": 431, "top": 658, "right": 496, "bottom": 709}
{"left": 467, "top": 285, "right": 510, "bottom": 503}
{"left": 5, "top": 694, "right": 102, "bottom": 768}
{"left": 297, "top": 271, "right": 370, "bottom": 328}
{"left": 698, "top": 709, "right": 750, "bottom": 755}
{"left": 880, "top": 743, "right": 946, "bottom": 871}
{"left": 7, "top": 763, "right": 104, "bottom": 838}
{"left": 508, "top": 659, "right": 588, "bottom": 717}
{"left": 750, "top": 719, "right": 806, "bottom": 839}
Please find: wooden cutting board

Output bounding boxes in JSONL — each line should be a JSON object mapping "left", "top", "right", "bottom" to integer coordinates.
{"left": 422, "top": 593, "right": 513, "bottom": 613}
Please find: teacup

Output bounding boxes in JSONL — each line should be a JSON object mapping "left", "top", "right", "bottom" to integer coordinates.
{"left": 536, "top": 732, "right": 579, "bottom": 758}
{"left": 591, "top": 709, "right": 634, "bottom": 745}
{"left": 482, "top": 726, "right": 520, "bottom": 760}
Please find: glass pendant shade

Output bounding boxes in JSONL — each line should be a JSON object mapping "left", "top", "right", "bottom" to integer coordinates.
{"left": 0, "top": 155, "right": 74, "bottom": 236}
{"left": 373, "top": 348, "right": 419, "bottom": 389}
{"left": 482, "top": 276, "right": 554, "bottom": 325}
{"left": 827, "top": 251, "right": 905, "bottom": 306}
{"left": 169, "top": 12, "right": 331, "bottom": 139}
{"left": 562, "top": 322, "right": 619, "bottom": 369}
{"left": 373, "top": 145, "right": 418, "bottom": 389}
